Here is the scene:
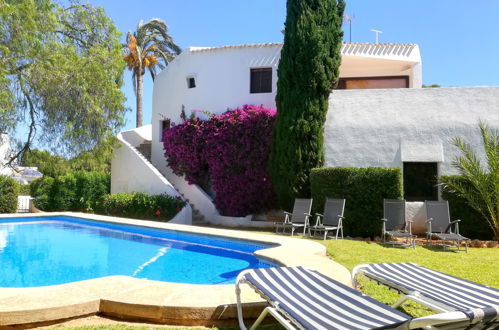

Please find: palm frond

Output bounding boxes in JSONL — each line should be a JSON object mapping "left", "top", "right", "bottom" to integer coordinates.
{"left": 444, "top": 122, "right": 499, "bottom": 240}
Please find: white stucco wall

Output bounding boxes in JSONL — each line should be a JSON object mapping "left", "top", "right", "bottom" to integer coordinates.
{"left": 111, "top": 129, "right": 192, "bottom": 225}
{"left": 325, "top": 87, "right": 499, "bottom": 175}
{"left": 152, "top": 43, "right": 422, "bottom": 135}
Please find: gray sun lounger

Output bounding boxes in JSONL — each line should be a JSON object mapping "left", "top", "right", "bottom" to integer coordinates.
{"left": 381, "top": 199, "right": 416, "bottom": 248}
{"left": 275, "top": 198, "right": 312, "bottom": 236}
{"left": 352, "top": 263, "right": 499, "bottom": 316}
{"left": 425, "top": 200, "right": 470, "bottom": 252}
{"left": 309, "top": 198, "right": 345, "bottom": 240}
{"left": 236, "top": 266, "right": 499, "bottom": 330}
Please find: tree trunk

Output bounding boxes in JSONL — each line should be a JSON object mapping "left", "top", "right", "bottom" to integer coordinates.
{"left": 136, "top": 72, "right": 143, "bottom": 127}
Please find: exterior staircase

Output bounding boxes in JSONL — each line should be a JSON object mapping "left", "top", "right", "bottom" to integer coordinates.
{"left": 133, "top": 141, "right": 207, "bottom": 226}
{"left": 136, "top": 141, "right": 152, "bottom": 161}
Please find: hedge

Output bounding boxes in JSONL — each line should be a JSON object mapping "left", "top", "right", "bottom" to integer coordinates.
{"left": 0, "top": 175, "right": 19, "bottom": 213}
{"left": 98, "top": 192, "right": 186, "bottom": 222}
{"left": 441, "top": 175, "right": 493, "bottom": 240}
{"left": 30, "top": 171, "right": 110, "bottom": 212}
{"left": 310, "top": 167, "right": 403, "bottom": 238}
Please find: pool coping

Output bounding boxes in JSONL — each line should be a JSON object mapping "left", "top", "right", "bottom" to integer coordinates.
{"left": 0, "top": 212, "right": 352, "bottom": 327}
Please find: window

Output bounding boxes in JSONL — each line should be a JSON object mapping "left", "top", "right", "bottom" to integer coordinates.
{"left": 187, "top": 77, "right": 196, "bottom": 89}
{"left": 336, "top": 76, "right": 409, "bottom": 89}
{"left": 250, "top": 68, "right": 272, "bottom": 93}
{"left": 159, "top": 119, "right": 171, "bottom": 141}
{"left": 403, "top": 162, "right": 438, "bottom": 201}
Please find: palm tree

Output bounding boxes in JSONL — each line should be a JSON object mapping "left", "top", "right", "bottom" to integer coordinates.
{"left": 122, "top": 19, "right": 181, "bottom": 127}
{"left": 441, "top": 122, "right": 499, "bottom": 240}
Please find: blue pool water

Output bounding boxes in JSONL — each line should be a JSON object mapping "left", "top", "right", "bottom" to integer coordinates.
{"left": 0, "top": 216, "right": 277, "bottom": 287}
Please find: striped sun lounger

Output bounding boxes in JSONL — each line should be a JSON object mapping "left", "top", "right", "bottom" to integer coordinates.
{"left": 352, "top": 263, "right": 499, "bottom": 314}
{"left": 235, "top": 266, "right": 499, "bottom": 330}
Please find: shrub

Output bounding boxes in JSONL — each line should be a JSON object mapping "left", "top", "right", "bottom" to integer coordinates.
{"left": 30, "top": 171, "right": 110, "bottom": 212}
{"left": 203, "top": 106, "right": 277, "bottom": 216}
{"left": 162, "top": 118, "right": 209, "bottom": 185}
{"left": 17, "top": 183, "right": 31, "bottom": 195}
{"left": 163, "top": 105, "right": 277, "bottom": 216}
{"left": 0, "top": 175, "right": 19, "bottom": 213}
{"left": 98, "top": 192, "right": 186, "bottom": 221}
{"left": 310, "top": 167, "right": 403, "bottom": 238}
{"left": 30, "top": 176, "right": 56, "bottom": 210}
{"left": 441, "top": 175, "right": 493, "bottom": 240}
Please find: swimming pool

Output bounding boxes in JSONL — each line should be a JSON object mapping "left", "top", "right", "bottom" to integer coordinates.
{"left": 0, "top": 216, "right": 277, "bottom": 287}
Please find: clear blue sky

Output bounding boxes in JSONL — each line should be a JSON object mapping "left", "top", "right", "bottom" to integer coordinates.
{"left": 89, "top": 0, "right": 499, "bottom": 131}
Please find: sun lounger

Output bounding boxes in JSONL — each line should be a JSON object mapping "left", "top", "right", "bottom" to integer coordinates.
{"left": 275, "top": 198, "right": 312, "bottom": 236}
{"left": 309, "top": 198, "right": 345, "bottom": 240}
{"left": 426, "top": 200, "right": 470, "bottom": 252}
{"left": 381, "top": 199, "right": 415, "bottom": 248}
{"left": 236, "top": 266, "right": 498, "bottom": 330}
{"left": 352, "top": 263, "right": 499, "bottom": 314}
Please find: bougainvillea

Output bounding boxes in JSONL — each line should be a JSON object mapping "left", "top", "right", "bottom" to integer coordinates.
{"left": 162, "top": 105, "right": 277, "bottom": 216}
{"left": 162, "top": 118, "right": 209, "bottom": 185}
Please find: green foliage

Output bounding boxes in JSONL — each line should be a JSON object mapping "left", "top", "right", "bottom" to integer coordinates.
{"left": 0, "top": 175, "right": 19, "bottom": 213}
{"left": 270, "top": 0, "right": 345, "bottom": 209}
{"left": 30, "top": 171, "right": 110, "bottom": 212}
{"left": 99, "top": 192, "right": 186, "bottom": 222}
{"left": 21, "top": 138, "right": 119, "bottom": 176}
{"left": 441, "top": 175, "right": 492, "bottom": 240}
{"left": 310, "top": 167, "right": 403, "bottom": 237}
{"left": 440, "top": 122, "right": 499, "bottom": 240}
{"left": 17, "top": 183, "right": 31, "bottom": 195}
{"left": 123, "top": 18, "right": 181, "bottom": 127}
{"left": 0, "top": 0, "right": 126, "bottom": 162}
{"left": 21, "top": 149, "right": 70, "bottom": 178}
{"left": 29, "top": 176, "right": 55, "bottom": 210}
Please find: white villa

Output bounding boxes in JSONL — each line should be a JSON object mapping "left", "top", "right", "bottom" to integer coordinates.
{"left": 111, "top": 42, "right": 499, "bottom": 227}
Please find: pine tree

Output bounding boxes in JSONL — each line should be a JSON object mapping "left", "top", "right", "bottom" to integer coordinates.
{"left": 270, "top": 0, "right": 345, "bottom": 208}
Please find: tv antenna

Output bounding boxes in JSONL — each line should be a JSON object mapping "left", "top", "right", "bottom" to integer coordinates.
{"left": 370, "top": 29, "right": 383, "bottom": 43}
{"left": 343, "top": 13, "right": 355, "bottom": 42}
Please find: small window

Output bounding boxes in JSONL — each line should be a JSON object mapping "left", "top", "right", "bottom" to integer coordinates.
{"left": 250, "top": 68, "right": 272, "bottom": 93}
{"left": 403, "top": 162, "right": 438, "bottom": 201}
{"left": 336, "top": 76, "right": 409, "bottom": 89}
{"left": 159, "top": 119, "right": 171, "bottom": 141}
{"left": 187, "top": 77, "right": 196, "bottom": 89}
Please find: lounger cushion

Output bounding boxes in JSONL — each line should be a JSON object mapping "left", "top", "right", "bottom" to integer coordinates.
{"left": 359, "top": 263, "right": 499, "bottom": 311}
{"left": 430, "top": 232, "right": 469, "bottom": 241}
{"left": 385, "top": 231, "right": 414, "bottom": 238}
{"left": 242, "top": 266, "right": 410, "bottom": 330}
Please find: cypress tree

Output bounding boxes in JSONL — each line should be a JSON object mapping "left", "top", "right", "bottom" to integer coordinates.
{"left": 270, "top": 0, "right": 345, "bottom": 209}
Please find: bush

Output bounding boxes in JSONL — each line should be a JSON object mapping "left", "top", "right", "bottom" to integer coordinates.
{"left": 310, "top": 167, "right": 403, "bottom": 238}
{"left": 203, "top": 106, "right": 277, "bottom": 216}
{"left": 98, "top": 192, "right": 186, "bottom": 221}
{"left": 163, "top": 105, "right": 277, "bottom": 216}
{"left": 30, "top": 176, "right": 56, "bottom": 210}
{"left": 17, "top": 183, "right": 31, "bottom": 195}
{"left": 441, "top": 175, "right": 493, "bottom": 240}
{"left": 162, "top": 118, "right": 209, "bottom": 185}
{"left": 30, "top": 171, "right": 110, "bottom": 212}
{"left": 0, "top": 175, "right": 19, "bottom": 213}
